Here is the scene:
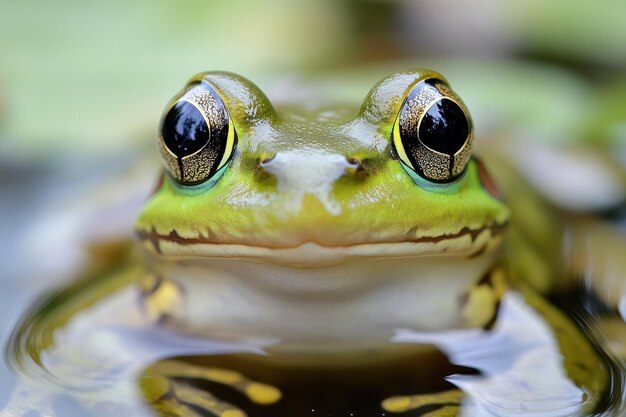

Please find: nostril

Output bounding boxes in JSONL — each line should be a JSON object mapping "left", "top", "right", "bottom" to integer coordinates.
{"left": 345, "top": 157, "right": 373, "bottom": 181}
{"left": 346, "top": 157, "right": 369, "bottom": 181}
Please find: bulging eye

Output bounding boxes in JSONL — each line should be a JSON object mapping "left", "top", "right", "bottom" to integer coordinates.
{"left": 158, "top": 82, "right": 237, "bottom": 185}
{"left": 392, "top": 79, "right": 473, "bottom": 183}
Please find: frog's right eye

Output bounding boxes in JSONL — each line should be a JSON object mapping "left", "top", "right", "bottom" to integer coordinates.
{"left": 158, "top": 82, "right": 237, "bottom": 185}
{"left": 392, "top": 78, "right": 473, "bottom": 183}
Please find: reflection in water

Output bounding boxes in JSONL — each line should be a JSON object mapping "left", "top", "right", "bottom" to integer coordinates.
{"left": 395, "top": 294, "right": 585, "bottom": 416}
{"left": 2, "top": 277, "right": 624, "bottom": 417}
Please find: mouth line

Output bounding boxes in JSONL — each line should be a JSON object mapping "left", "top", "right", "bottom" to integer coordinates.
{"left": 136, "top": 221, "right": 508, "bottom": 256}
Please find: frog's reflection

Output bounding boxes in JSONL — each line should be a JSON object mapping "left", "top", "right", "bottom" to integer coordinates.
{"left": 140, "top": 348, "right": 473, "bottom": 417}
{"left": 5, "top": 280, "right": 612, "bottom": 417}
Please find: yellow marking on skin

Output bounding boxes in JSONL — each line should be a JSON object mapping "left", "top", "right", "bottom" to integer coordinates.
{"left": 156, "top": 361, "right": 241, "bottom": 384}
{"left": 491, "top": 267, "right": 508, "bottom": 299}
{"left": 152, "top": 399, "right": 198, "bottom": 417}
{"left": 138, "top": 273, "right": 159, "bottom": 293}
{"left": 382, "top": 396, "right": 412, "bottom": 412}
{"left": 245, "top": 383, "right": 282, "bottom": 404}
{"left": 153, "top": 360, "right": 281, "bottom": 406}
{"left": 175, "top": 389, "right": 218, "bottom": 408}
{"left": 203, "top": 368, "right": 242, "bottom": 385}
{"left": 172, "top": 380, "right": 248, "bottom": 417}
{"left": 462, "top": 268, "right": 508, "bottom": 328}
{"left": 423, "top": 405, "right": 459, "bottom": 417}
{"left": 138, "top": 368, "right": 170, "bottom": 402}
{"left": 221, "top": 410, "right": 246, "bottom": 417}
{"left": 143, "top": 280, "right": 184, "bottom": 321}
{"left": 463, "top": 284, "right": 497, "bottom": 327}
{"left": 382, "top": 390, "right": 463, "bottom": 413}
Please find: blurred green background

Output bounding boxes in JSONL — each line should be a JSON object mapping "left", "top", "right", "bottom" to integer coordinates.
{"left": 2, "top": 0, "right": 626, "bottom": 159}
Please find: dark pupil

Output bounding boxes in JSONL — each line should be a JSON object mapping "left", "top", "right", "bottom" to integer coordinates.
{"left": 162, "top": 101, "right": 210, "bottom": 157}
{"left": 419, "top": 98, "right": 468, "bottom": 155}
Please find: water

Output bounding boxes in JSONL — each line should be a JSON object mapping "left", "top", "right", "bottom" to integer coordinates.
{"left": 1, "top": 273, "right": 624, "bottom": 417}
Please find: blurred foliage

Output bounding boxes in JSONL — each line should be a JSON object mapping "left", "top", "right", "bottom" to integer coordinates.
{"left": 585, "top": 77, "right": 626, "bottom": 146}
{"left": 0, "top": 0, "right": 353, "bottom": 155}
{"left": 0, "top": 0, "right": 624, "bottom": 159}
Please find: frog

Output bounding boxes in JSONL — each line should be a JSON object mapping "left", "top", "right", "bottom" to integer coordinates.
{"left": 131, "top": 69, "right": 615, "bottom": 416}
{"left": 2, "top": 69, "right": 623, "bottom": 417}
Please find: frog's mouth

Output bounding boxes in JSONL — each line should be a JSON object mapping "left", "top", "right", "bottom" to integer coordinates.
{"left": 136, "top": 221, "right": 507, "bottom": 267}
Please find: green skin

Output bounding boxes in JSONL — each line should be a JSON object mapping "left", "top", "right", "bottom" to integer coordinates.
{"left": 136, "top": 70, "right": 509, "bottom": 254}
{"left": 3, "top": 70, "right": 611, "bottom": 417}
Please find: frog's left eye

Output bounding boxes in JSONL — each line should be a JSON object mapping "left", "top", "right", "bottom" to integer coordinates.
{"left": 392, "top": 79, "right": 473, "bottom": 183}
{"left": 158, "top": 82, "right": 237, "bottom": 185}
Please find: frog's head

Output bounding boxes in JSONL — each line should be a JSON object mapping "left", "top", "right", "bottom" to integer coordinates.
{"left": 136, "top": 70, "right": 509, "bottom": 265}
{"left": 135, "top": 70, "right": 511, "bottom": 339}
